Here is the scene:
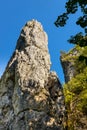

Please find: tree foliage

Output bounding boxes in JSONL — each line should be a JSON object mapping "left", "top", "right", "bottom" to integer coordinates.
{"left": 62, "top": 47, "right": 87, "bottom": 129}
{"left": 56, "top": 1, "right": 87, "bottom": 129}
{"left": 55, "top": 0, "right": 87, "bottom": 46}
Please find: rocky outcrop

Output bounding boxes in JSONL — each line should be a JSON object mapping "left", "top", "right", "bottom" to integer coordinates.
{"left": 0, "top": 20, "right": 66, "bottom": 130}
{"left": 60, "top": 60, "right": 75, "bottom": 83}
{"left": 60, "top": 48, "right": 79, "bottom": 83}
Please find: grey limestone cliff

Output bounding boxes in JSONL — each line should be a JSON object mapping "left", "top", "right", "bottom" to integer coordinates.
{"left": 0, "top": 20, "right": 66, "bottom": 130}
{"left": 60, "top": 48, "right": 79, "bottom": 83}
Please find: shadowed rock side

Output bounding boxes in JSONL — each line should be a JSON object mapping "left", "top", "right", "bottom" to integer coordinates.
{"left": 0, "top": 20, "right": 66, "bottom": 130}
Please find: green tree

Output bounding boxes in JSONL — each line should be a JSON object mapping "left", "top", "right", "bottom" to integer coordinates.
{"left": 55, "top": 0, "right": 87, "bottom": 47}
{"left": 56, "top": 1, "right": 87, "bottom": 129}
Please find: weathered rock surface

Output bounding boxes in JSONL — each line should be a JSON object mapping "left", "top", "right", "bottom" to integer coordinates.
{"left": 0, "top": 20, "right": 66, "bottom": 130}
{"left": 60, "top": 48, "right": 78, "bottom": 83}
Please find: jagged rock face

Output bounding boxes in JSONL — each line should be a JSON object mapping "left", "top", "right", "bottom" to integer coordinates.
{"left": 0, "top": 20, "right": 66, "bottom": 130}
{"left": 60, "top": 48, "right": 78, "bottom": 83}
{"left": 60, "top": 60, "right": 75, "bottom": 83}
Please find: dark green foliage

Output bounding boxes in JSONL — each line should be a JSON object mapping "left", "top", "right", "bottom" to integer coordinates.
{"left": 76, "top": 15, "right": 87, "bottom": 28}
{"left": 79, "top": 55, "right": 87, "bottom": 64}
{"left": 55, "top": 13, "right": 69, "bottom": 27}
{"left": 68, "top": 33, "right": 87, "bottom": 47}
{"left": 55, "top": 0, "right": 87, "bottom": 29}
{"left": 55, "top": 0, "right": 87, "bottom": 46}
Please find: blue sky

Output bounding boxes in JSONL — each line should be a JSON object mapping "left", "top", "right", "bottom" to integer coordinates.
{"left": 0, "top": 0, "right": 82, "bottom": 83}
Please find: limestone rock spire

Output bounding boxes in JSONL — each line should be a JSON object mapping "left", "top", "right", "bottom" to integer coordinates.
{"left": 0, "top": 20, "right": 66, "bottom": 130}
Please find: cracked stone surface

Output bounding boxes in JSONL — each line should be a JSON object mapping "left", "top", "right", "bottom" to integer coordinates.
{"left": 0, "top": 20, "right": 66, "bottom": 130}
